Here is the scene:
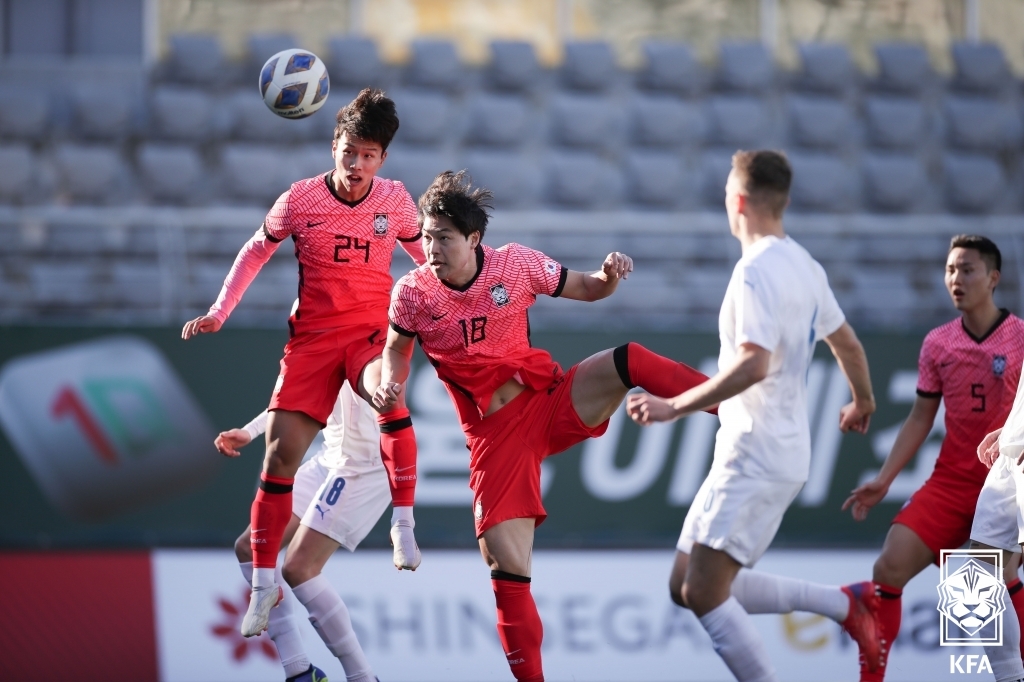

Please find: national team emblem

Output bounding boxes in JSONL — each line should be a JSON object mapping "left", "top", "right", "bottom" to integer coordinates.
{"left": 490, "top": 283, "right": 510, "bottom": 307}
{"left": 937, "top": 548, "right": 1006, "bottom": 646}
{"left": 994, "top": 355, "right": 1007, "bottom": 378}
{"left": 475, "top": 500, "right": 483, "bottom": 520}
{"left": 373, "top": 213, "right": 388, "bottom": 237}
{"left": 543, "top": 260, "right": 558, "bottom": 276}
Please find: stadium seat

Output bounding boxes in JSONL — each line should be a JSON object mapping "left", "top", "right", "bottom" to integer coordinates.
{"left": 708, "top": 96, "right": 771, "bottom": 147}
{"left": 787, "top": 95, "right": 853, "bottom": 149}
{"left": 861, "top": 153, "right": 928, "bottom": 212}
{"left": 290, "top": 144, "right": 334, "bottom": 183}
{"left": 700, "top": 150, "right": 735, "bottom": 207}
{"left": 849, "top": 269, "right": 917, "bottom": 327}
{"left": 545, "top": 151, "right": 621, "bottom": 208}
{"left": 630, "top": 95, "right": 705, "bottom": 148}
{"left": 247, "top": 33, "right": 299, "bottom": 75}
{"left": 385, "top": 147, "right": 454, "bottom": 199}
{"left": 873, "top": 43, "right": 934, "bottom": 93}
{"left": 864, "top": 96, "right": 927, "bottom": 150}
{"left": 165, "top": 33, "right": 230, "bottom": 86}
{"left": 227, "top": 89, "right": 317, "bottom": 142}
{"left": 718, "top": 42, "right": 775, "bottom": 93}
{"left": 623, "top": 151, "right": 690, "bottom": 208}
{"left": 460, "top": 151, "right": 540, "bottom": 207}
{"left": 327, "top": 36, "right": 385, "bottom": 88}
{"left": 388, "top": 90, "right": 452, "bottom": 146}
{"left": 487, "top": 41, "right": 541, "bottom": 92}
{"left": 52, "top": 144, "right": 129, "bottom": 204}
{"left": 787, "top": 153, "right": 857, "bottom": 212}
{"left": 0, "top": 144, "right": 38, "bottom": 203}
{"left": 561, "top": 41, "right": 617, "bottom": 92}
{"left": 405, "top": 39, "right": 462, "bottom": 91}
{"left": 549, "top": 94, "right": 617, "bottom": 150}
{"left": 110, "top": 263, "right": 162, "bottom": 306}
{"left": 137, "top": 144, "right": 205, "bottom": 204}
{"left": 637, "top": 41, "right": 703, "bottom": 95}
{"left": 0, "top": 86, "right": 50, "bottom": 140}
{"left": 219, "top": 144, "right": 291, "bottom": 204}
{"left": 71, "top": 85, "right": 136, "bottom": 140}
{"left": 944, "top": 96, "right": 1021, "bottom": 153}
{"left": 951, "top": 42, "right": 1011, "bottom": 94}
{"left": 464, "top": 94, "right": 530, "bottom": 148}
{"left": 943, "top": 153, "right": 1006, "bottom": 213}
{"left": 794, "top": 43, "right": 856, "bottom": 93}
{"left": 149, "top": 87, "right": 216, "bottom": 141}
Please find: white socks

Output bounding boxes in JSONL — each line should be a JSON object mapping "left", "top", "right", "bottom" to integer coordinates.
{"left": 252, "top": 566, "right": 276, "bottom": 589}
{"left": 391, "top": 505, "right": 415, "bottom": 527}
{"left": 730, "top": 569, "right": 849, "bottom": 622}
{"left": 293, "top": 574, "right": 376, "bottom": 682}
{"left": 699, "top": 597, "right": 778, "bottom": 682}
{"left": 239, "top": 561, "right": 310, "bottom": 679}
{"left": 985, "top": 589, "right": 1024, "bottom": 682}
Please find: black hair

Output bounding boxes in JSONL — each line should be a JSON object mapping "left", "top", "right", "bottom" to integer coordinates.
{"left": 949, "top": 234, "right": 1002, "bottom": 272}
{"left": 333, "top": 88, "right": 399, "bottom": 150}
{"left": 731, "top": 150, "right": 792, "bottom": 218}
{"left": 417, "top": 170, "right": 493, "bottom": 239}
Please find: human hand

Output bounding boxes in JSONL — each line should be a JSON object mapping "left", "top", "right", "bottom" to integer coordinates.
{"left": 838, "top": 399, "right": 874, "bottom": 434}
{"left": 214, "top": 428, "right": 252, "bottom": 457}
{"left": 182, "top": 315, "right": 222, "bottom": 340}
{"left": 626, "top": 392, "right": 679, "bottom": 425}
{"left": 601, "top": 252, "right": 633, "bottom": 280}
{"left": 373, "top": 382, "right": 403, "bottom": 410}
{"left": 841, "top": 478, "right": 889, "bottom": 521}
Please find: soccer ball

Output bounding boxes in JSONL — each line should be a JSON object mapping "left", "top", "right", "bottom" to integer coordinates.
{"left": 259, "top": 48, "right": 329, "bottom": 119}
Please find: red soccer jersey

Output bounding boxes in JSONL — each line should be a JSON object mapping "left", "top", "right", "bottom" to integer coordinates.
{"left": 389, "top": 243, "right": 568, "bottom": 427}
{"left": 264, "top": 172, "right": 421, "bottom": 335}
{"left": 916, "top": 310, "right": 1024, "bottom": 489}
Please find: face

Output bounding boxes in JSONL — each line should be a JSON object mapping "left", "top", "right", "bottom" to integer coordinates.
{"left": 724, "top": 169, "right": 744, "bottom": 235}
{"left": 421, "top": 215, "right": 480, "bottom": 282}
{"left": 945, "top": 247, "right": 999, "bottom": 312}
{"left": 332, "top": 132, "right": 386, "bottom": 195}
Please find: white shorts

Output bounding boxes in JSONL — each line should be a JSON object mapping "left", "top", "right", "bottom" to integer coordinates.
{"left": 971, "top": 455, "right": 1021, "bottom": 552}
{"left": 677, "top": 466, "right": 803, "bottom": 568}
{"left": 291, "top": 457, "right": 391, "bottom": 551}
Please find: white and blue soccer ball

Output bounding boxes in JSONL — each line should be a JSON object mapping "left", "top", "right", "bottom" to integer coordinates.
{"left": 259, "top": 48, "right": 329, "bottom": 119}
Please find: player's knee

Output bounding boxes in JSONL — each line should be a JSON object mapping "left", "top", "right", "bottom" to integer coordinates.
{"left": 668, "top": 574, "right": 688, "bottom": 609}
{"left": 281, "top": 558, "right": 314, "bottom": 589}
{"left": 873, "top": 552, "right": 904, "bottom": 587}
{"left": 234, "top": 532, "right": 252, "bottom": 563}
{"left": 680, "top": 581, "right": 706, "bottom": 613}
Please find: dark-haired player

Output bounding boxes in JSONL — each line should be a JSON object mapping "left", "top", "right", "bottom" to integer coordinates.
{"left": 629, "top": 151, "right": 878, "bottom": 682}
{"left": 844, "top": 234, "right": 1024, "bottom": 681}
{"left": 374, "top": 170, "right": 715, "bottom": 682}
{"left": 182, "top": 88, "right": 426, "bottom": 637}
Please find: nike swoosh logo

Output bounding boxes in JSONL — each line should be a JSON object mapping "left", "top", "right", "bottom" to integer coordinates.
{"left": 395, "top": 465, "right": 415, "bottom": 472}
{"left": 251, "top": 528, "right": 266, "bottom": 533}
{"left": 307, "top": 220, "right": 326, "bottom": 227}
{"left": 431, "top": 313, "right": 447, "bottom": 320}
{"left": 506, "top": 649, "right": 521, "bottom": 656}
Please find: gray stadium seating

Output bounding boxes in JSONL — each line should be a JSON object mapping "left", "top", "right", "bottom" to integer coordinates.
{"left": 873, "top": 43, "right": 934, "bottom": 93}
{"left": 53, "top": 144, "right": 129, "bottom": 204}
{"left": 149, "top": 87, "right": 217, "bottom": 141}
{"left": 562, "top": 41, "right": 617, "bottom": 92}
{"left": 623, "top": 151, "right": 690, "bottom": 208}
{"left": 388, "top": 90, "right": 452, "bottom": 146}
{"left": 219, "top": 144, "right": 291, "bottom": 204}
{"left": 630, "top": 95, "right": 705, "bottom": 148}
{"left": 0, "top": 87, "right": 50, "bottom": 140}
{"left": 718, "top": 42, "right": 775, "bottom": 93}
{"left": 460, "top": 151, "right": 540, "bottom": 207}
{"left": 550, "top": 94, "right": 617, "bottom": 150}
{"left": 71, "top": 85, "right": 136, "bottom": 140}
{"left": 137, "top": 144, "right": 204, "bottom": 204}
{"left": 464, "top": 94, "right": 530, "bottom": 148}
{"left": 405, "top": 39, "right": 462, "bottom": 91}
{"left": 384, "top": 148, "right": 454, "bottom": 199}
{"left": 487, "top": 41, "right": 541, "bottom": 92}
{"left": 327, "top": 36, "right": 385, "bottom": 88}
{"left": 861, "top": 153, "right": 928, "bottom": 212}
{"left": 545, "top": 151, "right": 621, "bottom": 208}
{"left": 787, "top": 153, "right": 857, "bottom": 212}
{"left": 638, "top": 41, "right": 703, "bottom": 95}
{"left": 0, "top": 144, "right": 38, "bottom": 203}
{"left": 708, "top": 96, "right": 771, "bottom": 147}
{"left": 228, "top": 89, "right": 317, "bottom": 142}
{"left": 864, "top": 96, "right": 927, "bottom": 149}
{"left": 944, "top": 96, "right": 1021, "bottom": 153}
{"left": 787, "top": 95, "right": 853, "bottom": 149}
{"left": 944, "top": 153, "right": 1006, "bottom": 213}
{"left": 165, "top": 33, "right": 229, "bottom": 86}
{"left": 951, "top": 42, "right": 1011, "bottom": 94}
{"left": 290, "top": 144, "right": 334, "bottom": 183}
{"left": 700, "top": 150, "right": 735, "bottom": 207}
{"left": 794, "top": 43, "right": 856, "bottom": 93}
{"left": 247, "top": 33, "right": 299, "bottom": 75}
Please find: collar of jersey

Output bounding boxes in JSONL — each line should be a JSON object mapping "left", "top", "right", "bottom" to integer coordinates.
{"left": 324, "top": 171, "right": 374, "bottom": 208}
{"left": 961, "top": 308, "right": 1011, "bottom": 345}
{"left": 441, "top": 245, "right": 485, "bottom": 292}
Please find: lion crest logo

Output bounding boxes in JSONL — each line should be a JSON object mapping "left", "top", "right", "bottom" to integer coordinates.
{"left": 373, "top": 213, "right": 388, "bottom": 237}
{"left": 937, "top": 557, "right": 1006, "bottom": 638}
{"left": 994, "top": 355, "right": 1007, "bottom": 378}
{"left": 490, "top": 283, "right": 510, "bottom": 307}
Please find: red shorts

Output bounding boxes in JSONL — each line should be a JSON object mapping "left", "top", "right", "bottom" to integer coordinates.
{"left": 269, "top": 324, "right": 385, "bottom": 425}
{"left": 464, "top": 364, "right": 609, "bottom": 537}
{"left": 891, "top": 475, "right": 982, "bottom": 564}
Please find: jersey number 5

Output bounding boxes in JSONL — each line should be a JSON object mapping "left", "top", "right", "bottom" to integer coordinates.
{"left": 334, "top": 235, "right": 370, "bottom": 263}
{"left": 459, "top": 317, "right": 487, "bottom": 346}
{"left": 971, "top": 383, "right": 986, "bottom": 412}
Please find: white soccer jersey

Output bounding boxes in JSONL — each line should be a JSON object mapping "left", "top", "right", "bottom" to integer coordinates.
{"left": 999, "top": 357, "right": 1024, "bottom": 461}
{"left": 714, "top": 235, "right": 845, "bottom": 482}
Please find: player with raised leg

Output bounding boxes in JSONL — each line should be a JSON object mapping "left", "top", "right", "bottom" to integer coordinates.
{"left": 182, "top": 89, "right": 426, "bottom": 638}
{"left": 844, "top": 235, "right": 1024, "bottom": 681}
{"left": 373, "top": 170, "right": 716, "bottom": 682}
{"left": 627, "top": 151, "right": 878, "bottom": 682}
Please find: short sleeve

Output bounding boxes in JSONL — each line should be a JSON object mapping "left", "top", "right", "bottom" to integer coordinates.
{"left": 916, "top": 333, "right": 942, "bottom": 398}
{"left": 388, "top": 278, "right": 420, "bottom": 337}
{"left": 394, "top": 184, "right": 422, "bottom": 242}
{"left": 262, "top": 189, "right": 295, "bottom": 242}
{"left": 510, "top": 243, "right": 567, "bottom": 298}
{"left": 813, "top": 264, "right": 846, "bottom": 340}
{"left": 735, "top": 264, "right": 780, "bottom": 352}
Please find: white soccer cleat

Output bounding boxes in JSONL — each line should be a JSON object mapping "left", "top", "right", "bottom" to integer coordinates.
{"left": 240, "top": 584, "right": 283, "bottom": 637}
{"left": 390, "top": 520, "right": 421, "bottom": 571}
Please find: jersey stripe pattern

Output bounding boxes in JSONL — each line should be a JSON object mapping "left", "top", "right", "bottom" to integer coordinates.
{"left": 264, "top": 173, "right": 420, "bottom": 335}
{"left": 916, "top": 310, "right": 1024, "bottom": 489}
{"left": 389, "top": 243, "right": 567, "bottom": 427}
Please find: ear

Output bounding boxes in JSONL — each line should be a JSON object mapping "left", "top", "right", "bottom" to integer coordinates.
{"left": 989, "top": 268, "right": 1001, "bottom": 291}
{"left": 735, "top": 192, "right": 746, "bottom": 215}
{"left": 468, "top": 231, "right": 481, "bottom": 249}
{"left": 331, "top": 138, "right": 338, "bottom": 156}
{"left": 380, "top": 149, "right": 388, "bottom": 165}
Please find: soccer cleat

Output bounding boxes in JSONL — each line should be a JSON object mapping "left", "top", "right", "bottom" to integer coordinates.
{"left": 284, "top": 664, "right": 328, "bottom": 682}
{"left": 840, "top": 581, "right": 882, "bottom": 673}
{"left": 390, "top": 520, "right": 421, "bottom": 571}
{"left": 240, "top": 583, "right": 283, "bottom": 637}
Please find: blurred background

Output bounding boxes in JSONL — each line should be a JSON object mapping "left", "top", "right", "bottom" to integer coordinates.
{"left": 1, "top": 1, "right": 1022, "bottom": 680}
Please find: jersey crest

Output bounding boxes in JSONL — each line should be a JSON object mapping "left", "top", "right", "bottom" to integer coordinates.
{"left": 994, "top": 355, "right": 1007, "bottom": 377}
{"left": 373, "top": 213, "right": 388, "bottom": 237}
{"left": 490, "top": 283, "right": 511, "bottom": 307}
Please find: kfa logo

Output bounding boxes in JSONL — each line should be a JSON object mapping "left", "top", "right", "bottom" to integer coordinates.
{"left": 490, "top": 283, "right": 510, "bottom": 307}
{"left": 373, "top": 213, "right": 388, "bottom": 237}
{"left": 993, "top": 355, "right": 1007, "bottom": 378}
{"left": 937, "top": 549, "right": 1006, "bottom": 647}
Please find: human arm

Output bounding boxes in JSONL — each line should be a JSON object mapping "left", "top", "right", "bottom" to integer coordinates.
{"left": 627, "top": 342, "right": 769, "bottom": 424}
{"left": 823, "top": 322, "right": 876, "bottom": 434}
{"left": 557, "top": 252, "right": 634, "bottom": 302}
{"left": 841, "top": 394, "right": 941, "bottom": 520}
{"left": 978, "top": 428, "right": 1002, "bottom": 468}
{"left": 213, "top": 409, "right": 268, "bottom": 457}
{"left": 372, "top": 328, "right": 416, "bottom": 409}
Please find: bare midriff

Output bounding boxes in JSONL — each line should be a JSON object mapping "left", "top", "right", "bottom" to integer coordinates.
{"left": 483, "top": 378, "right": 527, "bottom": 417}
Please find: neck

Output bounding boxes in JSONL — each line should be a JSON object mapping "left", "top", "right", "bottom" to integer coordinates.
{"left": 332, "top": 171, "right": 372, "bottom": 204}
{"left": 961, "top": 300, "right": 1002, "bottom": 339}
{"left": 443, "top": 245, "right": 483, "bottom": 288}
{"left": 737, "top": 218, "right": 785, "bottom": 251}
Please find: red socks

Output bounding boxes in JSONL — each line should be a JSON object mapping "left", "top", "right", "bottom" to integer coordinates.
{"left": 250, "top": 472, "right": 294, "bottom": 569}
{"left": 492, "top": 571, "right": 544, "bottom": 682}
{"left": 1007, "top": 577, "right": 1024, "bottom": 656}
{"left": 614, "top": 342, "right": 717, "bottom": 414}
{"left": 863, "top": 583, "right": 902, "bottom": 682}
{"left": 378, "top": 409, "right": 417, "bottom": 507}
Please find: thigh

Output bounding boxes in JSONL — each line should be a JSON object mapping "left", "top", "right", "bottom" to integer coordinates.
{"left": 479, "top": 517, "right": 536, "bottom": 576}
{"left": 892, "top": 478, "right": 976, "bottom": 563}
{"left": 301, "top": 468, "right": 391, "bottom": 550}
{"left": 874, "top": 523, "right": 936, "bottom": 588}
{"left": 569, "top": 349, "right": 630, "bottom": 428}
{"left": 284, "top": 523, "right": 342, "bottom": 585}
{"left": 541, "top": 364, "right": 611, "bottom": 455}
{"left": 470, "top": 429, "right": 547, "bottom": 537}
{"left": 272, "top": 332, "right": 347, "bottom": 425}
